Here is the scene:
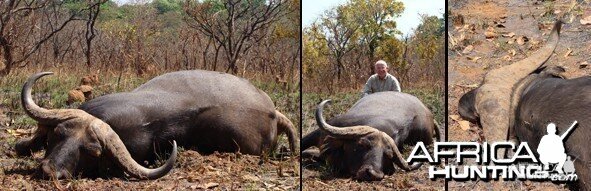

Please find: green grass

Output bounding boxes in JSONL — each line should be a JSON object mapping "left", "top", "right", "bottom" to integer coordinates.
{"left": 0, "top": 72, "right": 150, "bottom": 128}
{"left": 252, "top": 79, "right": 301, "bottom": 131}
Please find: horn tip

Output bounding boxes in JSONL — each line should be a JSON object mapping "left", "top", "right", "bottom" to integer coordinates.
{"left": 171, "top": 140, "right": 178, "bottom": 154}
{"left": 37, "top": 72, "right": 54, "bottom": 77}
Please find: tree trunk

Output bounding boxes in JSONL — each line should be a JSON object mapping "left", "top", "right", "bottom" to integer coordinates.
{"left": 0, "top": 40, "right": 13, "bottom": 77}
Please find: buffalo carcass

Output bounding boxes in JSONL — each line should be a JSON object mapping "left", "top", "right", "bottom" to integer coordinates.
{"left": 15, "top": 70, "right": 299, "bottom": 180}
{"left": 514, "top": 66, "right": 591, "bottom": 189}
{"left": 302, "top": 91, "right": 442, "bottom": 181}
{"left": 459, "top": 21, "right": 591, "bottom": 188}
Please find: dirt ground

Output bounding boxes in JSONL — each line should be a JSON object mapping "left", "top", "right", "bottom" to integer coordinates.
{"left": 0, "top": 120, "right": 299, "bottom": 190}
{"left": 448, "top": 0, "right": 591, "bottom": 190}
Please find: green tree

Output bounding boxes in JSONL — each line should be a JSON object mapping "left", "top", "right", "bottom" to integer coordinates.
{"left": 414, "top": 14, "right": 444, "bottom": 66}
{"left": 344, "top": 0, "right": 404, "bottom": 75}
{"left": 318, "top": 5, "right": 358, "bottom": 80}
{"left": 153, "top": 0, "right": 182, "bottom": 14}
{"left": 410, "top": 14, "right": 445, "bottom": 87}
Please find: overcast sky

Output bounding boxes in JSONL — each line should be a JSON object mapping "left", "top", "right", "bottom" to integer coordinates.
{"left": 302, "top": 0, "right": 445, "bottom": 37}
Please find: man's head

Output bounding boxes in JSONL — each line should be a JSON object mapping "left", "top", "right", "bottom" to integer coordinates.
{"left": 547, "top": 123, "right": 557, "bottom": 135}
{"left": 374, "top": 60, "right": 389, "bottom": 79}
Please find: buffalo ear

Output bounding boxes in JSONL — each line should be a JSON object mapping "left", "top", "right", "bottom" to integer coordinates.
{"left": 319, "top": 136, "right": 344, "bottom": 159}
{"left": 458, "top": 88, "right": 479, "bottom": 123}
{"left": 539, "top": 65, "right": 567, "bottom": 79}
{"left": 15, "top": 124, "right": 49, "bottom": 156}
{"left": 323, "top": 136, "right": 343, "bottom": 148}
{"left": 319, "top": 136, "right": 347, "bottom": 174}
{"left": 382, "top": 138, "right": 394, "bottom": 159}
{"left": 384, "top": 148, "right": 394, "bottom": 159}
{"left": 84, "top": 125, "right": 103, "bottom": 157}
{"left": 357, "top": 137, "right": 373, "bottom": 148}
{"left": 83, "top": 141, "right": 102, "bottom": 157}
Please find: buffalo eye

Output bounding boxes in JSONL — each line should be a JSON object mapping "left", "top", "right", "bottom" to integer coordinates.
{"left": 83, "top": 142, "right": 102, "bottom": 157}
{"left": 357, "top": 138, "right": 372, "bottom": 148}
{"left": 53, "top": 125, "right": 70, "bottom": 137}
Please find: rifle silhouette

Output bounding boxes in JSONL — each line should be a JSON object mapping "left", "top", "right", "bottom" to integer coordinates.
{"left": 560, "top": 121, "right": 578, "bottom": 140}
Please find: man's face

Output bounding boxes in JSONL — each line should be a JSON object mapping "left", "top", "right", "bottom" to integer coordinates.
{"left": 375, "top": 64, "right": 388, "bottom": 78}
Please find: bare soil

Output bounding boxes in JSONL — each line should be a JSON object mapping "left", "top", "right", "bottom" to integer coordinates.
{"left": 448, "top": 0, "right": 591, "bottom": 190}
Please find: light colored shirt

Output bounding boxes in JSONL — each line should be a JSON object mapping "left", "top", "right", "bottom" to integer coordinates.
{"left": 363, "top": 73, "right": 401, "bottom": 96}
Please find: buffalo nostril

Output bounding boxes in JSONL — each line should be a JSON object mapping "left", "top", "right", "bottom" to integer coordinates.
{"left": 357, "top": 166, "right": 385, "bottom": 181}
{"left": 41, "top": 160, "right": 64, "bottom": 179}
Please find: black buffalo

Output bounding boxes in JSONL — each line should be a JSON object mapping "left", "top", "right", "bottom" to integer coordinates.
{"left": 15, "top": 70, "right": 299, "bottom": 179}
{"left": 302, "top": 91, "right": 441, "bottom": 181}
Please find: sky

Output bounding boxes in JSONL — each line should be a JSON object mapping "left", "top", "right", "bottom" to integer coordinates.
{"left": 302, "top": 0, "right": 445, "bottom": 37}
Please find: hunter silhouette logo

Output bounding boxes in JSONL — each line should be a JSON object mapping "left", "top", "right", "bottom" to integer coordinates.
{"left": 537, "top": 121, "right": 578, "bottom": 175}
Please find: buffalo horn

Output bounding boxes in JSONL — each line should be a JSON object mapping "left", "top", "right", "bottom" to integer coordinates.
{"left": 382, "top": 132, "right": 423, "bottom": 171}
{"left": 91, "top": 119, "right": 177, "bottom": 180}
{"left": 315, "top": 99, "right": 377, "bottom": 138}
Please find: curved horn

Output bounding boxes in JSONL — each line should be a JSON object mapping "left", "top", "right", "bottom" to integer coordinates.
{"left": 17, "top": 72, "right": 77, "bottom": 156}
{"left": 91, "top": 120, "right": 177, "bottom": 180}
{"left": 475, "top": 20, "right": 562, "bottom": 141}
{"left": 21, "top": 72, "right": 75, "bottom": 125}
{"left": 315, "top": 99, "right": 377, "bottom": 138}
{"left": 382, "top": 132, "right": 422, "bottom": 171}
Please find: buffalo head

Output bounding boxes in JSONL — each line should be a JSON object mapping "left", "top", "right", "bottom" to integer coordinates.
{"left": 315, "top": 100, "right": 423, "bottom": 181}
{"left": 15, "top": 72, "right": 177, "bottom": 179}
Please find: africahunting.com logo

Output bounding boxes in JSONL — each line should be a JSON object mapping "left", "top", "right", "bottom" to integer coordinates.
{"left": 407, "top": 121, "right": 579, "bottom": 182}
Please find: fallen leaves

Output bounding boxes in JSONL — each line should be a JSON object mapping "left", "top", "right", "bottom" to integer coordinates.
{"left": 192, "top": 182, "right": 219, "bottom": 189}
{"left": 462, "top": 45, "right": 474, "bottom": 54}
{"left": 6, "top": 129, "right": 31, "bottom": 137}
{"left": 581, "top": 15, "right": 591, "bottom": 25}
{"left": 516, "top": 36, "right": 529, "bottom": 45}
{"left": 458, "top": 121, "right": 471, "bottom": 131}
{"left": 579, "top": 61, "right": 588, "bottom": 69}
{"left": 508, "top": 49, "right": 516, "bottom": 56}
{"left": 242, "top": 174, "right": 261, "bottom": 182}
{"left": 467, "top": 56, "right": 481, "bottom": 62}
{"left": 450, "top": 115, "right": 471, "bottom": 131}
{"left": 502, "top": 32, "right": 515, "bottom": 38}
{"left": 502, "top": 49, "right": 516, "bottom": 61}
{"left": 485, "top": 27, "right": 497, "bottom": 39}
{"left": 564, "top": 48, "right": 573, "bottom": 58}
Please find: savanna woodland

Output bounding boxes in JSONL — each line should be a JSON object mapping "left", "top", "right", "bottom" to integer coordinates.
{"left": 0, "top": 0, "right": 300, "bottom": 190}
{"left": 302, "top": 0, "right": 445, "bottom": 190}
